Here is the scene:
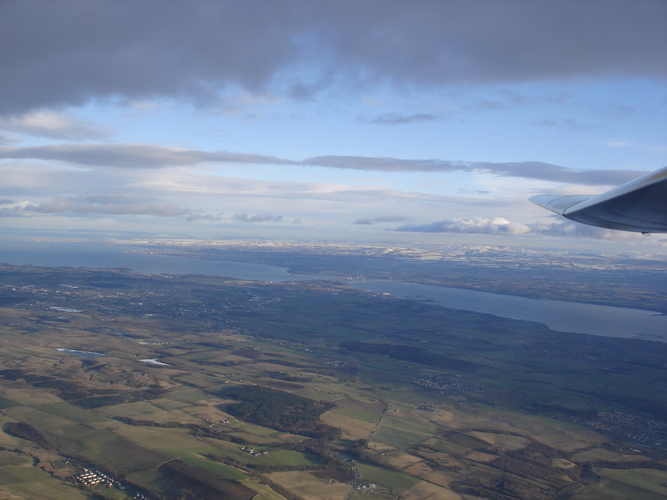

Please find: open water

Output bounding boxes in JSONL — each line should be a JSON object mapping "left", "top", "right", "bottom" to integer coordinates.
{"left": 0, "top": 240, "right": 323, "bottom": 282}
{"left": 349, "top": 280, "right": 667, "bottom": 341}
{"left": 1, "top": 239, "right": 665, "bottom": 341}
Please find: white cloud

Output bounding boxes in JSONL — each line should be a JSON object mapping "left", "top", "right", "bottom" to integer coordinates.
{"left": 0, "top": 194, "right": 207, "bottom": 220}
{"left": 396, "top": 216, "right": 647, "bottom": 240}
{"left": 396, "top": 217, "right": 531, "bottom": 235}
{"left": 0, "top": 111, "right": 112, "bottom": 140}
{"left": 531, "top": 220, "right": 638, "bottom": 240}
{"left": 0, "top": 198, "right": 38, "bottom": 217}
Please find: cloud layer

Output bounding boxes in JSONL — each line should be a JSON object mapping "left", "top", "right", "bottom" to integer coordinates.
{"left": 0, "top": 112, "right": 112, "bottom": 140}
{"left": 232, "top": 213, "right": 283, "bottom": 223}
{"left": 0, "top": 144, "right": 289, "bottom": 169}
{"left": 1, "top": 1, "right": 665, "bottom": 115}
{"left": 0, "top": 195, "right": 196, "bottom": 219}
{"left": 395, "top": 217, "right": 637, "bottom": 240}
{"left": 396, "top": 217, "right": 531, "bottom": 235}
{"left": 0, "top": 143, "right": 645, "bottom": 186}
{"left": 1, "top": 3, "right": 664, "bottom": 249}
{"left": 353, "top": 216, "right": 410, "bottom": 225}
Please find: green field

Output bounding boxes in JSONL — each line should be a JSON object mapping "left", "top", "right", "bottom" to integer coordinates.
{"left": 357, "top": 462, "right": 420, "bottom": 493}
{"left": 0, "top": 465, "right": 90, "bottom": 499}
{"left": 598, "top": 468, "right": 667, "bottom": 498}
{"left": 180, "top": 456, "right": 249, "bottom": 480}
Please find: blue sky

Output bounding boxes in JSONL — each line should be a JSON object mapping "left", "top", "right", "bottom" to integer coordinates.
{"left": 1, "top": 1, "right": 666, "bottom": 252}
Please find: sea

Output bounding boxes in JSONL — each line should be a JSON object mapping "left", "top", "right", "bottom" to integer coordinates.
{"left": 1, "top": 239, "right": 665, "bottom": 341}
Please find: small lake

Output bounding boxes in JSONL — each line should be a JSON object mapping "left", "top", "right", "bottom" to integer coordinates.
{"left": 140, "top": 358, "right": 170, "bottom": 366}
{"left": 56, "top": 348, "right": 105, "bottom": 358}
{"left": 349, "top": 280, "right": 667, "bottom": 341}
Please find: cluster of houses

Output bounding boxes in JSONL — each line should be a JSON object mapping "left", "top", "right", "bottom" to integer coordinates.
{"left": 75, "top": 468, "right": 154, "bottom": 499}
{"left": 76, "top": 468, "right": 123, "bottom": 489}
{"left": 239, "top": 445, "right": 269, "bottom": 456}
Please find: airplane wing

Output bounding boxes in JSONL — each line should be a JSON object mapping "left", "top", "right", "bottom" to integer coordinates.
{"left": 529, "top": 166, "right": 667, "bottom": 233}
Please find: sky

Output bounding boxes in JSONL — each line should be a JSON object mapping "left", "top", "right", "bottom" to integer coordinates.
{"left": 1, "top": 1, "right": 666, "bottom": 253}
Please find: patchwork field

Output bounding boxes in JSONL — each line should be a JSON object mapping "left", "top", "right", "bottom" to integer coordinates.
{"left": 0, "top": 264, "right": 665, "bottom": 499}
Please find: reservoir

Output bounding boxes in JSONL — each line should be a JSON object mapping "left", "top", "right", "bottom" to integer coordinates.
{"left": 1, "top": 239, "right": 665, "bottom": 341}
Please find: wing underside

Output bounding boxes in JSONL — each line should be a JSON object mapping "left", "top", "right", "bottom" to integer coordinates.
{"left": 530, "top": 166, "right": 667, "bottom": 233}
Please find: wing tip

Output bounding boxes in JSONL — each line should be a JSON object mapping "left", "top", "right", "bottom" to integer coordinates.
{"left": 529, "top": 194, "right": 594, "bottom": 215}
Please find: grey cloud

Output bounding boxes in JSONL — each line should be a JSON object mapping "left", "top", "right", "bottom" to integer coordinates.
{"left": 304, "top": 156, "right": 479, "bottom": 172}
{"left": 185, "top": 213, "right": 224, "bottom": 222}
{"left": 0, "top": 199, "right": 37, "bottom": 217}
{"left": 0, "top": 143, "right": 293, "bottom": 169}
{"left": 0, "top": 143, "right": 646, "bottom": 186}
{"left": 304, "top": 156, "right": 645, "bottom": 185}
{"left": 374, "top": 215, "right": 410, "bottom": 223}
{"left": 232, "top": 213, "right": 283, "bottom": 223}
{"left": 353, "top": 215, "right": 409, "bottom": 225}
{"left": 1, "top": 1, "right": 665, "bottom": 115}
{"left": 367, "top": 113, "right": 441, "bottom": 125}
{"left": 27, "top": 194, "right": 195, "bottom": 218}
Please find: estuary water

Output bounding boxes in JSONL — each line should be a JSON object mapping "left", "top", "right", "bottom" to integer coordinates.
{"left": 0, "top": 240, "right": 323, "bottom": 282}
{"left": 349, "top": 279, "right": 667, "bottom": 341}
{"left": 1, "top": 239, "right": 665, "bottom": 340}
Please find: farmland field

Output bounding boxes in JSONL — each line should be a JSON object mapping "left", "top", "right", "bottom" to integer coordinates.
{"left": 0, "top": 264, "right": 666, "bottom": 499}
